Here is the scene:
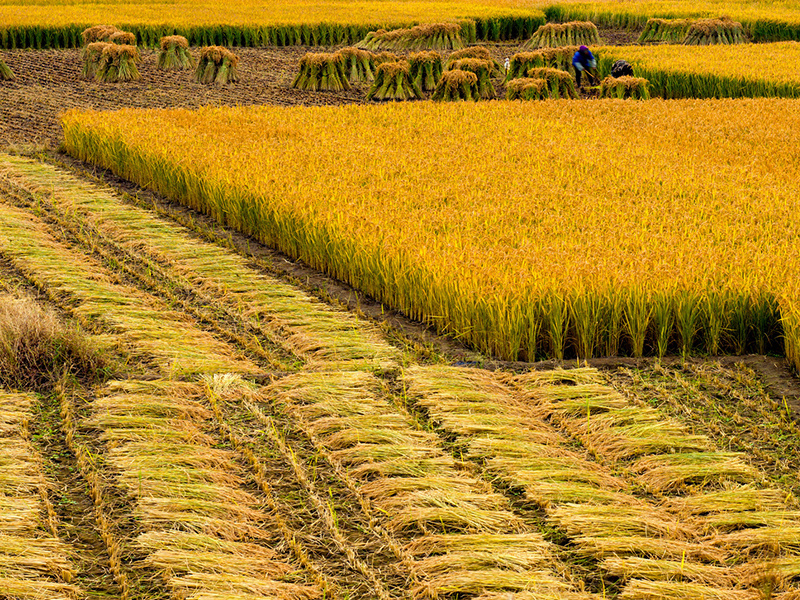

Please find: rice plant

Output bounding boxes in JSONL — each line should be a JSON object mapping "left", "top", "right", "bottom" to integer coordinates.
{"left": 80, "top": 24, "right": 119, "bottom": 45}
{"left": 445, "top": 58, "right": 495, "bottom": 98}
{"left": 432, "top": 69, "right": 481, "bottom": 101}
{"left": 359, "top": 22, "right": 464, "bottom": 51}
{"left": 0, "top": 55, "right": 14, "bottom": 80}
{"left": 524, "top": 67, "right": 578, "bottom": 98}
{"left": 157, "top": 35, "right": 194, "bottom": 70}
{"left": 505, "top": 47, "right": 577, "bottom": 80}
{"left": 108, "top": 30, "right": 136, "bottom": 45}
{"left": 337, "top": 46, "right": 375, "bottom": 82}
{"left": 505, "top": 77, "right": 550, "bottom": 100}
{"left": 372, "top": 51, "right": 400, "bottom": 65}
{"left": 598, "top": 75, "right": 651, "bottom": 99}
{"left": 95, "top": 43, "right": 141, "bottom": 82}
{"left": 408, "top": 50, "right": 443, "bottom": 91}
{"left": 292, "top": 51, "right": 349, "bottom": 91}
{"left": 81, "top": 41, "right": 108, "bottom": 79}
{"left": 366, "top": 60, "right": 422, "bottom": 101}
{"left": 637, "top": 18, "right": 694, "bottom": 43}
{"left": 195, "top": 45, "right": 239, "bottom": 84}
{"left": 684, "top": 17, "right": 747, "bottom": 45}
{"left": 522, "top": 21, "right": 600, "bottom": 49}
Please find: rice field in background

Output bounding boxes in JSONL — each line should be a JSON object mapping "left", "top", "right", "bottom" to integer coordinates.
{"left": 2, "top": 153, "right": 800, "bottom": 599}
{"left": 61, "top": 100, "right": 800, "bottom": 369}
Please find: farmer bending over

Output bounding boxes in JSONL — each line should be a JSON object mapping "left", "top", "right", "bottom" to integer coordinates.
{"left": 572, "top": 45, "right": 598, "bottom": 87}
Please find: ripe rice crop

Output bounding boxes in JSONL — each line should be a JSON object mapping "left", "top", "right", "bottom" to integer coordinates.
{"left": 505, "top": 77, "right": 550, "bottom": 100}
{"left": 61, "top": 100, "right": 800, "bottom": 368}
{"left": 506, "top": 47, "right": 577, "bottom": 80}
{"left": 408, "top": 51, "right": 443, "bottom": 91}
{"left": 157, "top": 35, "right": 194, "bottom": 70}
{"left": 95, "top": 43, "right": 141, "bottom": 82}
{"left": 445, "top": 46, "right": 500, "bottom": 72}
{"left": 337, "top": 46, "right": 375, "bottom": 82}
{"left": 522, "top": 20, "right": 599, "bottom": 48}
{"left": 431, "top": 69, "right": 480, "bottom": 101}
{"left": 683, "top": 16, "right": 747, "bottom": 45}
{"left": 444, "top": 58, "right": 496, "bottom": 98}
{"left": 524, "top": 66, "right": 577, "bottom": 97}
{"left": 598, "top": 75, "right": 650, "bottom": 99}
{"left": 596, "top": 42, "right": 800, "bottom": 98}
{"left": 637, "top": 18, "right": 694, "bottom": 43}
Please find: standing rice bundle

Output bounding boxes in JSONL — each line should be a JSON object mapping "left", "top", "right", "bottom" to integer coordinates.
{"left": 505, "top": 47, "right": 577, "bottom": 80}
{"left": 81, "top": 41, "right": 110, "bottom": 79}
{"left": 598, "top": 75, "right": 650, "bottom": 99}
{"left": 95, "top": 43, "right": 141, "bottom": 82}
{"left": 0, "top": 55, "right": 14, "bottom": 81}
{"left": 505, "top": 78, "right": 550, "bottom": 100}
{"left": 683, "top": 17, "right": 746, "bottom": 45}
{"left": 81, "top": 24, "right": 119, "bottom": 45}
{"left": 526, "top": 67, "right": 579, "bottom": 98}
{"left": 446, "top": 46, "right": 502, "bottom": 75}
{"left": 195, "top": 46, "right": 239, "bottom": 85}
{"left": 158, "top": 35, "right": 194, "bottom": 70}
{"left": 337, "top": 46, "right": 375, "bottom": 82}
{"left": 522, "top": 21, "right": 600, "bottom": 49}
{"left": 366, "top": 60, "right": 422, "bottom": 101}
{"left": 445, "top": 58, "right": 495, "bottom": 98}
{"left": 108, "top": 30, "right": 136, "bottom": 45}
{"left": 432, "top": 69, "right": 480, "bottom": 102}
{"left": 292, "top": 52, "right": 349, "bottom": 91}
{"left": 359, "top": 22, "right": 464, "bottom": 51}
{"left": 408, "top": 51, "right": 443, "bottom": 91}
{"left": 638, "top": 18, "right": 694, "bottom": 43}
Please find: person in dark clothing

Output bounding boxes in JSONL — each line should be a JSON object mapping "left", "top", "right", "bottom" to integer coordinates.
{"left": 572, "top": 45, "right": 598, "bottom": 87}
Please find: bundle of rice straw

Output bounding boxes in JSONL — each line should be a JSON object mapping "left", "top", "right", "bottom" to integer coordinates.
{"left": 0, "top": 55, "right": 15, "bottom": 81}
{"left": 522, "top": 21, "right": 600, "bottom": 49}
{"left": 337, "top": 47, "right": 375, "bottom": 82}
{"left": 292, "top": 52, "right": 350, "bottom": 91}
{"left": 408, "top": 51, "right": 442, "bottom": 91}
{"left": 95, "top": 44, "right": 141, "bottom": 82}
{"left": 683, "top": 17, "right": 746, "bottom": 44}
{"left": 195, "top": 46, "right": 239, "bottom": 85}
{"left": 366, "top": 60, "right": 422, "bottom": 101}
{"left": 598, "top": 75, "right": 650, "bottom": 99}
{"left": 525, "top": 67, "right": 579, "bottom": 98}
{"left": 445, "top": 58, "right": 495, "bottom": 98}
{"left": 359, "top": 22, "right": 464, "bottom": 51}
{"left": 431, "top": 69, "right": 480, "bottom": 101}
{"left": 158, "top": 35, "right": 194, "bottom": 70}
{"left": 446, "top": 46, "right": 502, "bottom": 75}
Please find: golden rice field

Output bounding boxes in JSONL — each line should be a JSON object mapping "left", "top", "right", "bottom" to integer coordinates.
{"left": 2, "top": 153, "right": 800, "bottom": 600}
{"left": 596, "top": 41, "right": 800, "bottom": 98}
{"left": 60, "top": 99, "right": 800, "bottom": 369}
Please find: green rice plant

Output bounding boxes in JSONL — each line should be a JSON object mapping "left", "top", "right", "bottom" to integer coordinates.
{"left": 522, "top": 21, "right": 599, "bottom": 49}
{"left": 0, "top": 54, "right": 14, "bottom": 80}
{"left": 684, "top": 17, "right": 747, "bottom": 45}
{"left": 95, "top": 43, "right": 141, "bottom": 82}
{"left": 525, "top": 67, "right": 578, "bottom": 99}
{"left": 157, "top": 35, "right": 194, "bottom": 70}
{"left": 336, "top": 46, "right": 375, "bottom": 82}
{"left": 292, "top": 51, "right": 349, "bottom": 91}
{"left": 445, "top": 46, "right": 502, "bottom": 75}
{"left": 408, "top": 50, "right": 443, "bottom": 91}
{"left": 195, "top": 45, "right": 239, "bottom": 85}
{"left": 598, "top": 75, "right": 651, "bottom": 99}
{"left": 367, "top": 60, "right": 422, "bottom": 101}
{"left": 637, "top": 18, "right": 694, "bottom": 43}
{"left": 445, "top": 58, "right": 495, "bottom": 98}
{"left": 359, "top": 22, "right": 464, "bottom": 51}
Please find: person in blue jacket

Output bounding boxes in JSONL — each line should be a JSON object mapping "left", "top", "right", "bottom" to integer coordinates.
{"left": 572, "top": 45, "right": 598, "bottom": 88}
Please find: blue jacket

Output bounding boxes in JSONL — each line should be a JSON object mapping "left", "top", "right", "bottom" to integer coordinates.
{"left": 572, "top": 50, "right": 596, "bottom": 70}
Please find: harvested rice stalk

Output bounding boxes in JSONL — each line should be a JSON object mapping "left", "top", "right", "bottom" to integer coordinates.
{"left": 108, "top": 30, "right": 136, "bottom": 45}
{"left": 599, "top": 75, "right": 651, "bottom": 99}
{"left": 372, "top": 51, "right": 399, "bottom": 65}
{"left": 714, "top": 526, "right": 800, "bottom": 554}
{"left": 158, "top": 35, "right": 194, "bottom": 70}
{"left": 367, "top": 60, "right": 422, "bottom": 101}
{"left": 522, "top": 21, "right": 600, "bottom": 49}
{"left": 525, "top": 67, "right": 578, "bottom": 99}
{"left": 446, "top": 46, "right": 502, "bottom": 75}
{"left": 432, "top": 69, "right": 479, "bottom": 101}
{"left": 735, "top": 556, "right": 800, "bottom": 587}
{"left": 0, "top": 55, "right": 14, "bottom": 81}
{"left": 359, "top": 22, "right": 464, "bottom": 51}
{"left": 96, "top": 43, "right": 141, "bottom": 83}
{"left": 292, "top": 52, "right": 349, "bottom": 91}
{"left": 633, "top": 452, "right": 758, "bottom": 492}
{"left": 548, "top": 503, "right": 694, "bottom": 540}
{"left": 195, "top": 46, "right": 239, "bottom": 85}
{"left": 408, "top": 51, "right": 443, "bottom": 91}
{"left": 683, "top": 17, "right": 747, "bottom": 45}
{"left": 445, "top": 58, "right": 495, "bottom": 98}
{"left": 505, "top": 77, "right": 550, "bottom": 100}
{"left": 638, "top": 18, "right": 694, "bottom": 43}
{"left": 662, "top": 486, "right": 790, "bottom": 517}
{"left": 336, "top": 46, "right": 375, "bottom": 82}
{"left": 698, "top": 510, "right": 800, "bottom": 533}
{"left": 81, "top": 41, "right": 110, "bottom": 79}
{"left": 81, "top": 24, "right": 119, "bottom": 45}
{"left": 619, "top": 579, "right": 759, "bottom": 600}
{"left": 506, "top": 47, "right": 578, "bottom": 81}
{"left": 574, "top": 535, "right": 725, "bottom": 562}
{"left": 604, "top": 556, "right": 734, "bottom": 586}
{"left": 414, "top": 570, "right": 572, "bottom": 600}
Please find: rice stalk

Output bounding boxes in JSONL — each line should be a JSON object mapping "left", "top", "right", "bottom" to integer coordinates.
{"left": 638, "top": 18, "right": 694, "bottom": 43}
{"left": 522, "top": 21, "right": 600, "bottom": 49}
{"left": 292, "top": 51, "right": 349, "bottom": 91}
{"left": 432, "top": 69, "right": 479, "bottom": 101}
{"left": 336, "top": 46, "right": 375, "bottom": 82}
{"left": 408, "top": 50, "right": 443, "bottom": 91}
{"left": 195, "top": 46, "right": 239, "bottom": 85}
{"left": 359, "top": 22, "right": 464, "bottom": 51}
{"left": 366, "top": 60, "right": 422, "bottom": 101}
{"left": 95, "top": 43, "right": 141, "bottom": 82}
{"left": 683, "top": 17, "right": 747, "bottom": 45}
{"left": 0, "top": 56, "right": 15, "bottom": 81}
{"left": 598, "top": 75, "right": 650, "bottom": 99}
{"left": 445, "top": 58, "right": 495, "bottom": 98}
{"left": 603, "top": 556, "right": 734, "bottom": 586}
{"left": 619, "top": 579, "right": 759, "bottom": 600}
{"left": 158, "top": 35, "right": 194, "bottom": 70}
